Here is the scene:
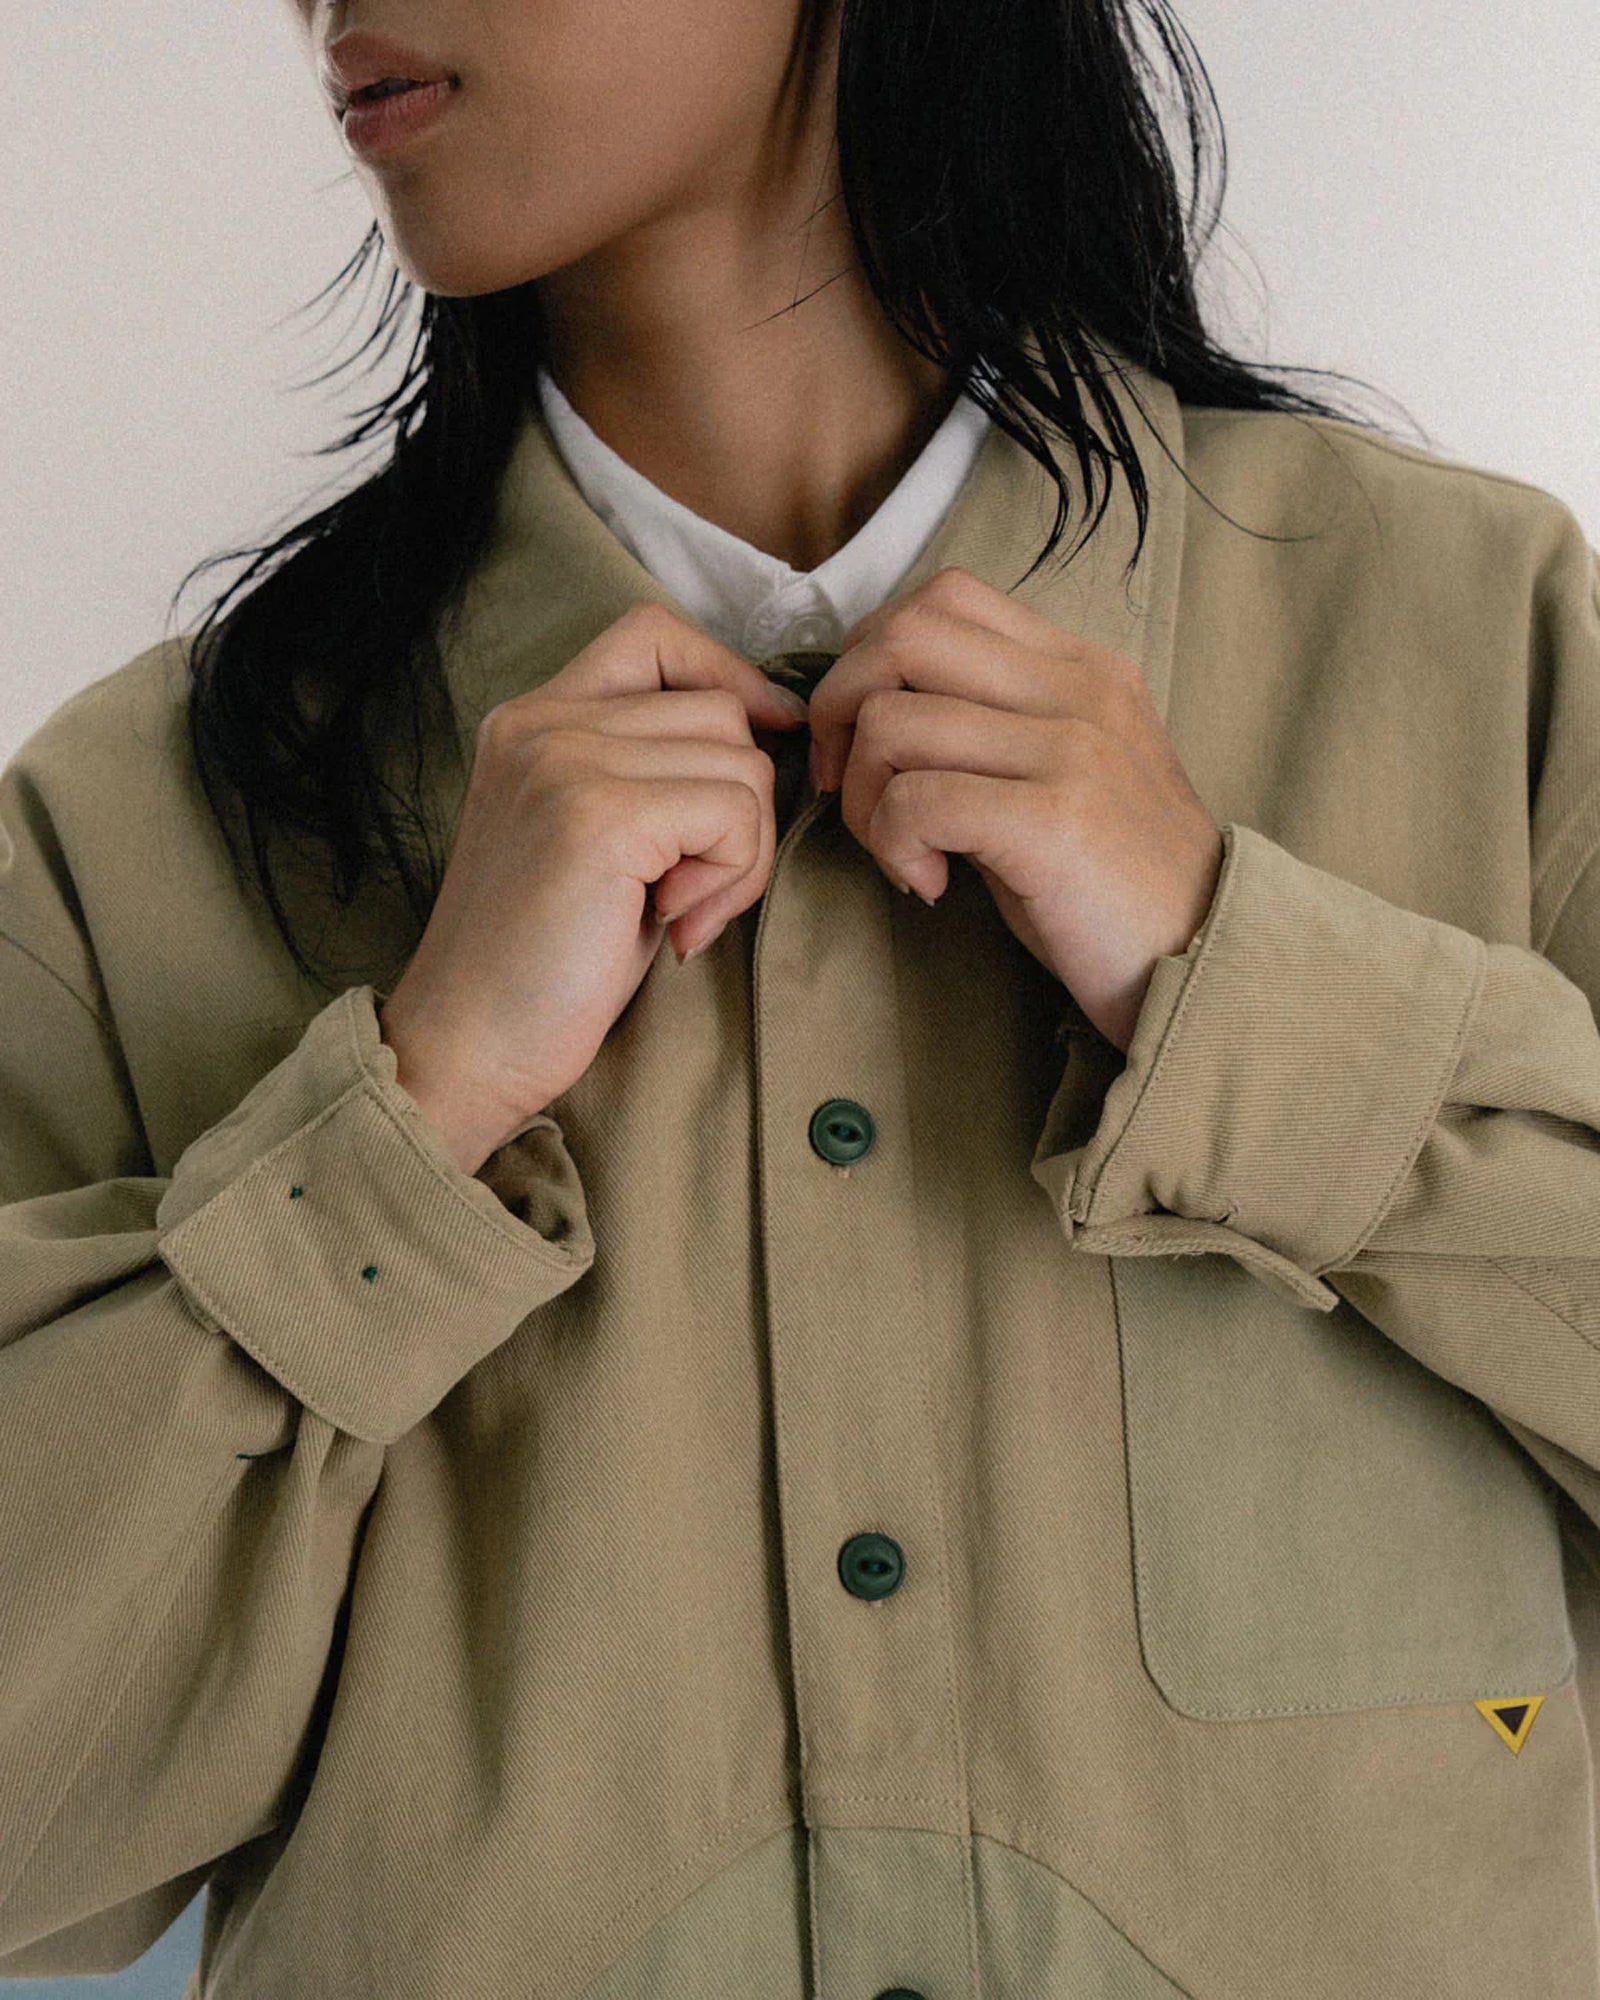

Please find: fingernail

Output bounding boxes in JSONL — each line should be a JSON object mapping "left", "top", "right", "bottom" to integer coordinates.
{"left": 683, "top": 921, "right": 727, "bottom": 962}
{"left": 772, "top": 688, "right": 809, "bottom": 719}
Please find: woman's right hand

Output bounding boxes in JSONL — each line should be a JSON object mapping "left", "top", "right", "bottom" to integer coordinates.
{"left": 376, "top": 602, "right": 811, "bottom": 1174}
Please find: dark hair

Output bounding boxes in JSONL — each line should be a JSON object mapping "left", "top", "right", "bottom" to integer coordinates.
{"left": 167, "top": 0, "right": 1426, "bottom": 996}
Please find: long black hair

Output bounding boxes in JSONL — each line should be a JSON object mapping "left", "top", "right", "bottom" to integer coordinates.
{"left": 167, "top": 0, "right": 1424, "bottom": 996}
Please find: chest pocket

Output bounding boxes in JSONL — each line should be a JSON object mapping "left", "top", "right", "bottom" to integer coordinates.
{"left": 1111, "top": 1254, "right": 1576, "bottom": 1720}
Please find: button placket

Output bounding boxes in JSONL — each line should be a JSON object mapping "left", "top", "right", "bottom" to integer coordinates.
{"left": 750, "top": 777, "right": 979, "bottom": 1995}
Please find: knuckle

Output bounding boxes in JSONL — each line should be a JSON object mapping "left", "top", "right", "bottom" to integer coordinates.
{"left": 709, "top": 686, "right": 750, "bottom": 733}
{"left": 880, "top": 597, "right": 937, "bottom": 657}
{"left": 562, "top": 773, "right": 628, "bottom": 838}
{"left": 709, "top": 787, "right": 768, "bottom": 907}
{"left": 477, "top": 692, "right": 568, "bottom": 753}
{"left": 516, "top": 723, "right": 577, "bottom": 779}
{"left": 881, "top": 766, "right": 930, "bottom": 818}
{"left": 624, "top": 600, "right": 676, "bottom": 639}
{"left": 856, "top": 684, "right": 901, "bottom": 732}
{"left": 925, "top": 564, "right": 979, "bottom": 608}
{"left": 474, "top": 701, "right": 518, "bottom": 752}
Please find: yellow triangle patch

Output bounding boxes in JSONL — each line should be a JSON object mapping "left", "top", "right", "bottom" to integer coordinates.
{"left": 1473, "top": 1695, "right": 1544, "bottom": 1754}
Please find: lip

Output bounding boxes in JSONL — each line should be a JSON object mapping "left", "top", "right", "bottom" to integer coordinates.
{"left": 321, "top": 31, "right": 457, "bottom": 114}
{"left": 340, "top": 76, "right": 458, "bottom": 159}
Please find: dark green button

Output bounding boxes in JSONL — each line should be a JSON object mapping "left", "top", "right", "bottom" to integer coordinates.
{"left": 759, "top": 648, "right": 837, "bottom": 700}
{"left": 809, "top": 1098, "right": 875, "bottom": 1164}
{"left": 875, "top": 1989, "right": 926, "bottom": 1999}
{"left": 838, "top": 1531, "right": 904, "bottom": 1601}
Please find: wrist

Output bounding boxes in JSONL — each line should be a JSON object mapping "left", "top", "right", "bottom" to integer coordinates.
{"left": 379, "top": 1002, "right": 516, "bottom": 1178}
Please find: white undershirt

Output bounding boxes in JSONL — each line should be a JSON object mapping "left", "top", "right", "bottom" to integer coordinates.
{"left": 534, "top": 361, "right": 993, "bottom": 662}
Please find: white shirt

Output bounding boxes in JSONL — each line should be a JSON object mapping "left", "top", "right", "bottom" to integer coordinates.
{"left": 534, "top": 361, "right": 993, "bottom": 660}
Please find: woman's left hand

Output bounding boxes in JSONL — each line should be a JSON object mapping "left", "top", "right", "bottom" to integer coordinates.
{"left": 805, "top": 565, "right": 1226, "bottom": 1056}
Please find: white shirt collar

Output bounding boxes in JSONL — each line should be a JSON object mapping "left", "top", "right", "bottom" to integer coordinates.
{"left": 534, "top": 360, "right": 992, "bottom": 660}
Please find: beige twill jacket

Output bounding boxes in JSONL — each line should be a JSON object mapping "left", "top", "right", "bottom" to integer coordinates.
{"left": 1, "top": 350, "right": 1599, "bottom": 2000}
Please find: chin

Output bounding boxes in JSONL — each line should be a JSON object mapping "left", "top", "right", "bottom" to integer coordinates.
{"left": 365, "top": 209, "right": 528, "bottom": 298}
{"left": 386, "top": 243, "right": 519, "bottom": 298}
{"left": 376, "top": 190, "right": 622, "bottom": 301}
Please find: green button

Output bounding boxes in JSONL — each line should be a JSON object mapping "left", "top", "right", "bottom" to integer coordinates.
{"left": 875, "top": 1990, "right": 927, "bottom": 2000}
{"left": 809, "top": 1098, "right": 875, "bottom": 1165}
{"left": 838, "top": 1532, "right": 904, "bottom": 1601}
{"left": 759, "top": 648, "right": 837, "bottom": 700}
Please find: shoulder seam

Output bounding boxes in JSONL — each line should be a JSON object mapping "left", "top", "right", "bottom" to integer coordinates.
{"left": 0, "top": 929, "right": 114, "bottom": 1035}
{"left": 1182, "top": 406, "right": 1579, "bottom": 512}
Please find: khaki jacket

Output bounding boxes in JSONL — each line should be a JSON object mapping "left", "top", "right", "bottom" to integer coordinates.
{"left": 2, "top": 352, "right": 1598, "bottom": 1999}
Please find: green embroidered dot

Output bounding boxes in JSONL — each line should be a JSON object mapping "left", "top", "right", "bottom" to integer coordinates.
{"left": 288, "top": 1186, "right": 303, "bottom": 1199}
{"left": 361, "top": 1265, "right": 379, "bottom": 1282}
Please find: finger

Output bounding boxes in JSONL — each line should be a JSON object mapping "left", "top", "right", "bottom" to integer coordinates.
{"left": 865, "top": 767, "right": 1053, "bottom": 904}
{"left": 548, "top": 601, "right": 813, "bottom": 735}
{"left": 584, "top": 686, "right": 798, "bottom": 747}
{"left": 839, "top": 565, "right": 1037, "bottom": 654}
{"left": 840, "top": 697, "right": 1046, "bottom": 892}
{"left": 652, "top": 756, "right": 777, "bottom": 941}
{"left": 809, "top": 604, "right": 1066, "bottom": 790}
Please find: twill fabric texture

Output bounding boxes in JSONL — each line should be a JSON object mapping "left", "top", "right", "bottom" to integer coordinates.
{"left": 1, "top": 347, "right": 1599, "bottom": 1999}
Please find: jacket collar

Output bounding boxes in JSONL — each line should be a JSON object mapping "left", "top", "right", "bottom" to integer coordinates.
{"left": 440, "top": 339, "right": 1187, "bottom": 756}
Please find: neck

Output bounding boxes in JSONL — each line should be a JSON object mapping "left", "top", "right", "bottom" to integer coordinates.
{"left": 536, "top": 260, "right": 958, "bottom": 572}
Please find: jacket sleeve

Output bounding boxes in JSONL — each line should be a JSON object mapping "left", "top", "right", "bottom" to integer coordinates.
{"left": 1029, "top": 503, "right": 1600, "bottom": 1532}
{"left": 0, "top": 754, "right": 595, "bottom": 1971}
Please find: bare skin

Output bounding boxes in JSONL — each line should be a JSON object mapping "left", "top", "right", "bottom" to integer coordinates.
{"left": 280, "top": 0, "right": 965, "bottom": 1173}
{"left": 285, "top": 0, "right": 958, "bottom": 570}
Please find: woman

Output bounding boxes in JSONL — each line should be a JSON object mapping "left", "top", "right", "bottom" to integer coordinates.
{"left": 2, "top": 0, "right": 1597, "bottom": 1995}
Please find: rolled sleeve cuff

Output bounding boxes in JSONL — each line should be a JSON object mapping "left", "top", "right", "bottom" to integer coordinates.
{"left": 156, "top": 983, "right": 594, "bottom": 1445}
{"left": 1029, "top": 821, "right": 1485, "bottom": 1313}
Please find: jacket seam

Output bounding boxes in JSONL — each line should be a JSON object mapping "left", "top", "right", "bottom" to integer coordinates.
{"left": 1191, "top": 407, "right": 1589, "bottom": 514}
{"left": 968, "top": 1808, "right": 1201, "bottom": 1997}
{"left": 1535, "top": 836, "right": 1600, "bottom": 961}
{"left": 531, "top": 1809, "right": 797, "bottom": 2000}
{"left": 1071, "top": 821, "right": 1240, "bottom": 1225}
{"left": 1489, "top": 1253, "right": 1600, "bottom": 1357}
{"left": 335, "top": 990, "right": 564, "bottom": 1256}
{"left": 1323, "top": 930, "right": 1486, "bottom": 1275}
{"left": 352, "top": 1070, "right": 588, "bottom": 1265}
{"left": 0, "top": 1457, "right": 239, "bottom": 1924}
{"left": 0, "top": 926, "right": 113, "bottom": 1035}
